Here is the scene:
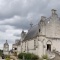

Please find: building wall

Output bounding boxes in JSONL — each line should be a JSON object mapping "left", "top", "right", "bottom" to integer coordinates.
{"left": 17, "top": 45, "right": 21, "bottom": 55}
{"left": 3, "top": 51, "right": 9, "bottom": 55}
{"left": 46, "top": 15, "right": 60, "bottom": 38}
{"left": 17, "top": 10, "right": 60, "bottom": 58}
{"left": 17, "top": 37, "right": 46, "bottom": 57}
{"left": 51, "top": 39, "right": 60, "bottom": 52}
{"left": 17, "top": 37, "right": 60, "bottom": 58}
{"left": 3, "top": 47, "right": 9, "bottom": 55}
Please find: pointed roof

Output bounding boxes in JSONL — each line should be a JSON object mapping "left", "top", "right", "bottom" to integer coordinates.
{"left": 4, "top": 40, "right": 9, "bottom": 46}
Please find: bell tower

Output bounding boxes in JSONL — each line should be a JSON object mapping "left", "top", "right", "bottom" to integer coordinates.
{"left": 3, "top": 40, "right": 9, "bottom": 55}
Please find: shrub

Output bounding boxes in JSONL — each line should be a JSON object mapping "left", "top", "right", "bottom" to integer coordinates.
{"left": 4, "top": 55, "right": 10, "bottom": 60}
{"left": 0, "top": 50, "right": 3, "bottom": 56}
{"left": 18, "top": 53, "right": 39, "bottom": 60}
{"left": 25, "top": 53, "right": 32, "bottom": 59}
{"left": 6, "top": 58, "right": 10, "bottom": 60}
{"left": 18, "top": 53, "right": 26, "bottom": 59}
{"left": 31, "top": 54, "right": 39, "bottom": 60}
{"left": 42, "top": 54, "right": 48, "bottom": 59}
{"left": 5, "top": 55, "right": 10, "bottom": 58}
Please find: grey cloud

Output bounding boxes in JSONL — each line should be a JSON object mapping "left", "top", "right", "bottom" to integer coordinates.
{"left": 13, "top": 33, "right": 20, "bottom": 37}
{"left": 0, "top": 26, "right": 7, "bottom": 32}
{"left": 0, "top": 0, "right": 60, "bottom": 49}
{"left": 0, "top": 0, "right": 52, "bottom": 19}
{"left": 0, "top": 39, "right": 14, "bottom": 44}
{"left": 0, "top": 0, "right": 60, "bottom": 30}
{"left": 0, "top": 15, "right": 40, "bottom": 30}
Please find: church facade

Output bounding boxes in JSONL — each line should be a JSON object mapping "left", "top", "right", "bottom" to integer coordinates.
{"left": 13, "top": 9, "right": 60, "bottom": 58}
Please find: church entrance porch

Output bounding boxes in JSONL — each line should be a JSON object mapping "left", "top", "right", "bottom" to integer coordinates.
{"left": 46, "top": 44, "right": 55, "bottom": 59}
{"left": 47, "top": 44, "right": 51, "bottom": 51}
{"left": 46, "top": 40, "right": 52, "bottom": 51}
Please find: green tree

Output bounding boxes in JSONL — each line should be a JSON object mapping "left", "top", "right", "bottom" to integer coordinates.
{"left": 0, "top": 50, "right": 3, "bottom": 56}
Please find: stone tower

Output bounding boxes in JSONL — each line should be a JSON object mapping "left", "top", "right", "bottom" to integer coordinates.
{"left": 39, "top": 16, "right": 46, "bottom": 35}
{"left": 3, "top": 40, "right": 9, "bottom": 55}
{"left": 21, "top": 30, "right": 26, "bottom": 41}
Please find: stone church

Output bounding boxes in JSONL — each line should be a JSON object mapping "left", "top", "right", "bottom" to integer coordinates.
{"left": 13, "top": 9, "right": 60, "bottom": 58}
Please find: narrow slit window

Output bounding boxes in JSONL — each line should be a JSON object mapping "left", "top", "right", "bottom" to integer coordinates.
{"left": 25, "top": 42, "right": 26, "bottom": 51}
{"left": 34, "top": 40, "right": 36, "bottom": 49}
{"left": 39, "top": 29, "right": 40, "bottom": 32}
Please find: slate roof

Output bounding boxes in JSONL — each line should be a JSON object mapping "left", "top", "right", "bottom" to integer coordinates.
{"left": 24, "top": 24, "right": 39, "bottom": 40}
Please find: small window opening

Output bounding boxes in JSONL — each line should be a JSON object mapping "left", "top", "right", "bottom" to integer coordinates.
{"left": 15, "top": 48, "right": 17, "bottom": 50}
{"left": 39, "top": 29, "right": 40, "bottom": 32}
{"left": 34, "top": 40, "right": 36, "bottom": 49}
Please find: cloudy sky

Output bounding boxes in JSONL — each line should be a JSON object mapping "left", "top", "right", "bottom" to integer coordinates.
{"left": 0, "top": 0, "right": 60, "bottom": 50}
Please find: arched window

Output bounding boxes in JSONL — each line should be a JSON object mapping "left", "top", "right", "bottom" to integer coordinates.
{"left": 25, "top": 42, "right": 26, "bottom": 51}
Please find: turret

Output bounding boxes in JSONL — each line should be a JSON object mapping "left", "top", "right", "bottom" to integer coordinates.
{"left": 41, "top": 16, "right": 46, "bottom": 21}
{"left": 39, "top": 16, "right": 46, "bottom": 35}
{"left": 21, "top": 30, "right": 26, "bottom": 41}
{"left": 3, "top": 40, "right": 9, "bottom": 55}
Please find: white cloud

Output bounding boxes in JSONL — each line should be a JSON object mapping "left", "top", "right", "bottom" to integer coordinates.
{"left": 0, "top": 24, "right": 28, "bottom": 49}
{"left": 0, "top": 44, "right": 3, "bottom": 50}
{"left": 0, "top": 15, "right": 21, "bottom": 24}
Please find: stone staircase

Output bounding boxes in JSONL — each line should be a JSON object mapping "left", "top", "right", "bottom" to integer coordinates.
{"left": 46, "top": 51, "right": 55, "bottom": 59}
{"left": 10, "top": 55, "right": 18, "bottom": 60}
{"left": 50, "top": 51, "right": 60, "bottom": 60}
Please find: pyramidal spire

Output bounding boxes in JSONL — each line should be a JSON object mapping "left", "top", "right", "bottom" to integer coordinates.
{"left": 6, "top": 40, "right": 7, "bottom": 43}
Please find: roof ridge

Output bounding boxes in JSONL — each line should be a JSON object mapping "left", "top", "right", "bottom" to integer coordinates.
{"left": 28, "top": 23, "right": 38, "bottom": 32}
